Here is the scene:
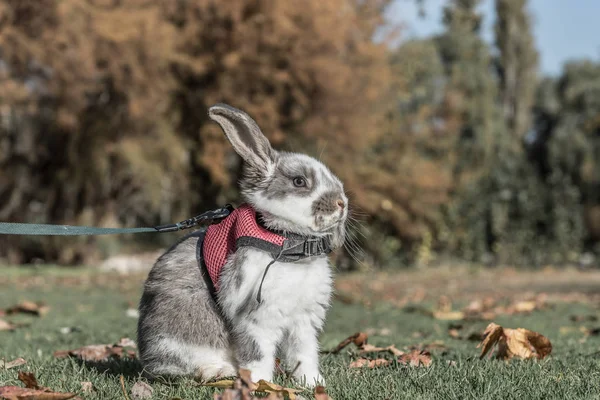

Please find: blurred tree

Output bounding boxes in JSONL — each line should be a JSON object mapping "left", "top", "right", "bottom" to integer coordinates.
{"left": 357, "top": 38, "right": 452, "bottom": 267}
{"left": 532, "top": 61, "right": 600, "bottom": 248}
{"left": 433, "top": 0, "right": 502, "bottom": 261}
{"left": 0, "top": 0, "right": 187, "bottom": 263}
{"left": 0, "top": 0, "right": 392, "bottom": 264}
{"left": 495, "top": 0, "right": 538, "bottom": 145}
{"left": 435, "top": 0, "right": 498, "bottom": 189}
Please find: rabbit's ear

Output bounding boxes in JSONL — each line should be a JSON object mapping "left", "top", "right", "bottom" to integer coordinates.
{"left": 209, "top": 104, "right": 275, "bottom": 169}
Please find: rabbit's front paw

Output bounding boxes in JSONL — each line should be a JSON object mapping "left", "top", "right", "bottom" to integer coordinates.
{"left": 245, "top": 363, "right": 274, "bottom": 383}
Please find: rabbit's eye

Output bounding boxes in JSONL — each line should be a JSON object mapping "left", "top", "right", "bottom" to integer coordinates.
{"left": 292, "top": 176, "right": 307, "bottom": 187}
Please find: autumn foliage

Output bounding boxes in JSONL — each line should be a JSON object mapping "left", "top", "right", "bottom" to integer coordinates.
{"left": 0, "top": 0, "right": 391, "bottom": 264}
{"left": 0, "top": 0, "right": 598, "bottom": 267}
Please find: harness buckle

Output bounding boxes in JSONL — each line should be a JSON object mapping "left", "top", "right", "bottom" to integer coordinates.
{"left": 303, "top": 238, "right": 323, "bottom": 256}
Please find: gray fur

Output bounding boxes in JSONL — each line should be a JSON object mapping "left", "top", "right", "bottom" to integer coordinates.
{"left": 230, "top": 327, "right": 264, "bottom": 364}
{"left": 137, "top": 234, "right": 229, "bottom": 377}
{"left": 264, "top": 154, "right": 319, "bottom": 199}
{"left": 312, "top": 191, "right": 342, "bottom": 215}
{"left": 209, "top": 104, "right": 276, "bottom": 172}
{"left": 234, "top": 290, "right": 260, "bottom": 319}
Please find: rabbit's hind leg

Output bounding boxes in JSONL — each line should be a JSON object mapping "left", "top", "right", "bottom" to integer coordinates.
{"left": 142, "top": 337, "right": 236, "bottom": 380}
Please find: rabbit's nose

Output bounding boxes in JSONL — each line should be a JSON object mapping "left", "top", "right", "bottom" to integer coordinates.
{"left": 336, "top": 199, "right": 345, "bottom": 210}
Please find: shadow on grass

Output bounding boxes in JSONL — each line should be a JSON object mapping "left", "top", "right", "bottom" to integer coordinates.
{"left": 75, "top": 357, "right": 143, "bottom": 379}
{"left": 76, "top": 357, "right": 190, "bottom": 386}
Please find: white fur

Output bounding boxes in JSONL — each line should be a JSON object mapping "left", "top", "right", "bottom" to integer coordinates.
{"left": 220, "top": 249, "right": 333, "bottom": 385}
{"left": 153, "top": 337, "right": 237, "bottom": 379}
{"left": 247, "top": 156, "right": 347, "bottom": 236}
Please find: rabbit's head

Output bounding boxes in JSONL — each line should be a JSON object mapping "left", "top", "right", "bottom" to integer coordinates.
{"left": 209, "top": 104, "right": 348, "bottom": 249}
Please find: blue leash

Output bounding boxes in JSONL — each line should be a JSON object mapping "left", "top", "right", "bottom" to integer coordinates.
{"left": 0, "top": 205, "right": 234, "bottom": 236}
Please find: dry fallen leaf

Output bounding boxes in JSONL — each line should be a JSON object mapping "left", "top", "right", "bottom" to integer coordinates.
{"left": 255, "top": 380, "right": 300, "bottom": 399}
{"left": 238, "top": 369, "right": 254, "bottom": 388}
{"left": 0, "top": 319, "right": 19, "bottom": 332}
{"left": 54, "top": 338, "right": 137, "bottom": 361}
{"left": 322, "top": 332, "right": 368, "bottom": 354}
{"left": 397, "top": 350, "right": 432, "bottom": 367}
{"left": 477, "top": 322, "right": 552, "bottom": 360}
{"left": 314, "top": 386, "right": 332, "bottom": 400}
{"left": 116, "top": 337, "right": 137, "bottom": 349}
{"left": 131, "top": 381, "right": 153, "bottom": 400}
{"left": 349, "top": 358, "right": 391, "bottom": 368}
{"left": 512, "top": 301, "right": 536, "bottom": 313}
{"left": 18, "top": 371, "right": 46, "bottom": 390}
{"left": 80, "top": 382, "right": 95, "bottom": 393}
{"left": 0, "top": 371, "right": 77, "bottom": 400}
{"left": 202, "top": 380, "right": 236, "bottom": 388}
{"left": 359, "top": 344, "right": 404, "bottom": 357}
{"left": 0, "top": 358, "right": 26, "bottom": 370}
{"left": 0, "top": 386, "right": 77, "bottom": 400}
{"left": 5, "top": 301, "right": 50, "bottom": 317}
{"left": 211, "top": 369, "right": 294, "bottom": 400}
{"left": 433, "top": 311, "right": 465, "bottom": 321}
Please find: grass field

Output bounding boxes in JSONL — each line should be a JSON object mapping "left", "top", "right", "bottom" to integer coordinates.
{"left": 1, "top": 265, "right": 600, "bottom": 399}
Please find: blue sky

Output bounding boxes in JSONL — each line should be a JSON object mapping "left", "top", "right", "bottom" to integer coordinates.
{"left": 387, "top": 0, "right": 600, "bottom": 76}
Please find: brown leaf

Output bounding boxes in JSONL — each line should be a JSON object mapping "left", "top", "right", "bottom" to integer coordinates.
{"left": 18, "top": 371, "right": 44, "bottom": 390}
{"left": 202, "top": 380, "right": 236, "bottom": 388}
{"left": 349, "top": 358, "right": 391, "bottom": 368}
{"left": 432, "top": 311, "right": 465, "bottom": 321}
{"left": 221, "top": 369, "right": 259, "bottom": 399}
{"left": 359, "top": 344, "right": 404, "bottom": 357}
{"left": 5, "top": 301, "right": 50, "bottom": 317}
{"left": 254, "top": 380, "right": 300, "bottom": 399}
{"left": 0, "top": 386, "right": 77, "bottom": 400}
{"left": 80, "top": 382, "right": 94, "bottom": 393}
{"left": 0, "top": 358, "right": 26, "bottom": 370}
{"left": 448, "top": 328, "right": 461, "bottom": 339}
{"left": 512, "top": 301, "right": 536, "bottom": 313}
{"left": 477, "top": 323, "right": 505, "bottom": 359}
{"left": 116, "top": 337, "right": 137, "bottom": 349}
{"left": 0, "top": 319, "right": 18, "bottom": 332}
{"left": 477, "top": 322, "right": 552, "bottom": 360}
{"left": 53, "top": 339, "right": 137, "bottom": 361}
{"left": 1, "top": 372, "right": 77, "bottom": 399}
{"left": 410, "top": 341, "right": 447, "bottom": 352}
{"left": 322, "top": 332, "right": 368, "bottom": 354}
{"left": 314, "top": 386, "right": 332, "bottom": 400}
{"left": 238, "top": 369, "right": 254, "bottom": 389}
{"left": 397, "top": 350, "right": 432, "bottom": 367}
{"left": 131, "top": 381, "right": 153, "bottom": 400}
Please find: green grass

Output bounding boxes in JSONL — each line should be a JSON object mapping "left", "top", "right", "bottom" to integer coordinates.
{"left": 1, "top": 267, "right": 600, "bottom": 399}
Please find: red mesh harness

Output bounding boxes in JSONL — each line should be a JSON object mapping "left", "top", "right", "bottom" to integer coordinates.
{"left": 203, "top": 204, "right": 285, "bottom": 290}
{"left": 197, "top": 203, "right": 332, "bottom": 298}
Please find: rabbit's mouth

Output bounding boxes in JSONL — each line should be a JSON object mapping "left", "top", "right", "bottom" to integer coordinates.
{"left": 316, "top": 217, "right": 345, "bottom": 233}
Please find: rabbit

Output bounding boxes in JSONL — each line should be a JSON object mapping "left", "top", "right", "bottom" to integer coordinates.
{"left": 137, "top": 103, "right": 348, "bottom": 387}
